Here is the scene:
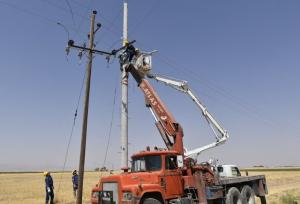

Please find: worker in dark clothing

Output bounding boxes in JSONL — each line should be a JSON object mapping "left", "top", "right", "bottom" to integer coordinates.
{"left": 120, "top": 40, "right": 137, "bottom": 64}
{"left": 72, "top": 170, "right": 79, "bottom": 198}
{"left": 125, "top": 45, "right": 136, "bottom": 62}
{"left": 44, "top": 171, "right": 54, "bottom": 204}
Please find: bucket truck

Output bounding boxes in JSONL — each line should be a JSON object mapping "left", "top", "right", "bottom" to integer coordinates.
{"left": 91, "top": 48, "right": 268, "bottom": 204}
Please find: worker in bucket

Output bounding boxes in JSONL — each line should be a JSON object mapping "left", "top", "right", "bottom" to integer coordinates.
{"left": 72, "top": 170, "right": 79, "bottom": 198}
{"left": 120, "top": 40, "right": 137, "bottom": 64}
{"left": 44, "top": 171, "right": 54, "bottom": 204}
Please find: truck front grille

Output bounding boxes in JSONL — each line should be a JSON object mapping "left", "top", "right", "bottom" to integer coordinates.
{"left": 102, "top": 182, "right": 119, "bottom": 204}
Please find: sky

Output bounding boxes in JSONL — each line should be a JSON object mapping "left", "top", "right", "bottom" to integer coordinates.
{"left": 0, "top": 0, "right": 299, "bottom": 171}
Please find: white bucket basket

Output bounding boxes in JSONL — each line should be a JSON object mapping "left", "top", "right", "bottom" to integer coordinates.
{"left": 135, "top": 54, "right": 152, "bottom": 77}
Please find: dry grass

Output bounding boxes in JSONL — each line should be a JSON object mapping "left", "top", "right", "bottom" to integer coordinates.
{"left": 0, "top": 171, "right": 110, "bottom": 204}
{"left": 1, "top": 169, "right": 300, "bottom": 203}
{"left": 241, "top": 170, "right": 300, "bottom": 203}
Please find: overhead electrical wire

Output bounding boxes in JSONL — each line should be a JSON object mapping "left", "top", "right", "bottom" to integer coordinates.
{"left": 42, "top": 0, "right": 88, "bottom": 21}
{"left": 0, "top": 0, "right": 58, "bottom": 24}
{"left": 0, "top": 0, "right": 88, "bottom": 40}
{"left": 95, "top": 7, "right": 123, "bottom": 49}
{"left": 64, "top": 0, "right": 76, "bottom": 28}
{"left": 127, "top": 38, "right": 277, "bottom": 128}
{"left": 0, "top": 0, "right": 117, "bottom": 51}
{"left": 130, "top": 0, "right": 161, "bottom": 35}
{"left": 153, "top": 53, "right": 277, "bottom": 127}
{"left": 72, "top": 0, "right": 94, "bottom": 38}
{"left": 102, "top": 81, "right": 118, "bottom": 168}
{"left": 41, "top": 0, "right": 119, "bottom": 44}
{"left": 56, "top": 68, "right": 87, "bottom": 195}
{"left": 86, "top": 6, "right": 269, "bottom": 125}
{"left": 3, "top": 0, "right": 281, "bottom": 157}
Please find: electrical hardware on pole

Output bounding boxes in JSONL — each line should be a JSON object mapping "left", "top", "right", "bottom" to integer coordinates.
{"left": 66, "top": 8, "right": 136, "bottom": 203}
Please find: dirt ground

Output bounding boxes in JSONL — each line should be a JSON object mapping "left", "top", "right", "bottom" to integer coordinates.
{"left": 0, "top": 170, "right": 299, "bottom": 203}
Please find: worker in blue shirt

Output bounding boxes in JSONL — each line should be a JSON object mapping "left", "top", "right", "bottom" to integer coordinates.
{"left": 72, "top": 170, "right": 79, "bottom": 198}
{"left": 44, "top": 171, "right": 54, "bottom": 204}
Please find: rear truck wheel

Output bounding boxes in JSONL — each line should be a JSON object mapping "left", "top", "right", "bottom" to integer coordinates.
{"left": 225, "top": 187, "right": 243, "bottom": 204}
{"left": 142, "top": 198, "right": 162, "bottom": 204}
{"left": 241, "top": 185, "right": 255, "bottom": 204}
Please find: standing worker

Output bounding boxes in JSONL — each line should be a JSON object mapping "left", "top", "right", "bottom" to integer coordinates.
{"left": 44, "top": 171, "right": 54, "bottom": 204}
{"left": 72, "top": 170, "right": 79, "bottom": 198}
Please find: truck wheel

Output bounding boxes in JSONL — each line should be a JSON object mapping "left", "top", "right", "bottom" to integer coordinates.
{"left": 143, "top": 198, "right": 162, "bottom": 204}
{"left": 225, "top": 187, "right": 243, "bottom": 204}
{"left": 241, "top": 185, "right": 255, "bottom": 204}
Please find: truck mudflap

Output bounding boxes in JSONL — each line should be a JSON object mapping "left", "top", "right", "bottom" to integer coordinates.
{"left": 205, "top": 186, "right": 223, "bottom": 200}
{"left": 256, "top": 178, "right": 268, "bottom": 196}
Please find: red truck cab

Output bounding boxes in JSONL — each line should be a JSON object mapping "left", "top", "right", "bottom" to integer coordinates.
{"left": 91, "top": 149, "right": 183, "bottom": 204}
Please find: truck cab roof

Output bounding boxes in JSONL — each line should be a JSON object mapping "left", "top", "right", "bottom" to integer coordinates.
{"left": 131, "top": 149, "right": 180, "bottom": 158}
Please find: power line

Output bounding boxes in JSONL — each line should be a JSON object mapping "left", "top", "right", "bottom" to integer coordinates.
{"left": 0, "top": 0, "right": 117, "bottom": 51}
{"left": 129, "top": 38, "right": 276, "bottom": 128}
{"left": 64, "top": 0, "right": 76, "bottom": 28}
{"left": 41, "top": 0, "right": 88, "bottom": 21}
{"left": 73, "top": 0, "right": 94, "bottom": 38}
{"left": 41, "top": 0, "right": 89, "bottom": 30}
{"left": 0, "top": 0, "right": 88, "bottom": 40}
{"left": 95, "top": 7, "right": 123, "bottom": 48}
{"left": 56, "top": 67, "right": 86, "bottom": 195}
{"left": 153, "top": 53, "right": 277, "bottom": 127}
{"left": 57, "top": 22, "right": 70, "bottom": 40}
{"left": 73, "top": 6, "right": 277, "bottom": 128}
{"left": 0, "top": 0, "right": 58, "bottom": 24}
{"left": 102, "top": 80, "right": 118, "bottom": 168}
{"left": 130, "top": 0, "right": 161, "bottom": 35}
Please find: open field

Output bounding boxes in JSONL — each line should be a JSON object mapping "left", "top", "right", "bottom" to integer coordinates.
{"left": 0, "top": 171, "right": 111, "bottom": 204}
{"left": 0, "top": 169, "right": 300, "bottom": 203}
{"left": 241, "top": 169, "right": 300, "bottom": 203}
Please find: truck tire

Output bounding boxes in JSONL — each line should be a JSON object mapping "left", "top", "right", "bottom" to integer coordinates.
{"left": 241, "top": 185, "right": 255, "bottom": 204}
{"left": 143, "top": 198, "right": 162, "bottom": 204}
{"left": 225, "top": 187, "right": 243, "bottom": 204}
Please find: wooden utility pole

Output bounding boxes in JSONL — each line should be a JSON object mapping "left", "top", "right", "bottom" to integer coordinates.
{"left": 76, "top": 10, "right": 96, "bottom": 204}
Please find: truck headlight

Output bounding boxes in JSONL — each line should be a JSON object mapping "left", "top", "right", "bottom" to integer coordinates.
{"left": 91, "top": 191, "right": 99, "bottom": 199}
{"left": 122, "top": 192, "right": 133, "bottom": 200}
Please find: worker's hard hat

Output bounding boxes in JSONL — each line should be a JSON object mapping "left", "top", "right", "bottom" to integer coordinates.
{"left": 43, "top": 171, "right": 49, "bottom": 176}
{"left": 72, "top": 170, "right": 77, "bottom": 175}
{"left": 123, "top": 40, "right": 129, "bottom": 45}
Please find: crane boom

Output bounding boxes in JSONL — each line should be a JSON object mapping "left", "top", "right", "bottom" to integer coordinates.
{"left": 148, "top": 74, "right": 229, "bottom": 158}
{"left": 126, "top": 64, "right": 184, "bottom": 155}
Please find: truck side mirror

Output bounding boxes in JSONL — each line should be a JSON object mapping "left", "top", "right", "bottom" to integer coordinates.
{"left": 121, "top": 167, "right": 129, "bottom": 173}
{"left": 177, "top": 155, "right": 183, "bottom": 168}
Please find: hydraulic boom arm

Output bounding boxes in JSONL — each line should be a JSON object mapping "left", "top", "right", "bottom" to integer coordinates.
{"left": 126, "top": 64, "right": 184, "bottom": 155}
{"left": 148, "top": 74, "right": 229, "bottom": 158}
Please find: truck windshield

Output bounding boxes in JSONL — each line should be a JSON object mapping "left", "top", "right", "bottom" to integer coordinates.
{"left": 231, "top": 167, "right": 241, "bottom": 176}
{"left": 131, "top": 155, "right": 162, "bottom": 172}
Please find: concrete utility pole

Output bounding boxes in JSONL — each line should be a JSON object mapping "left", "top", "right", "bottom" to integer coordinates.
{"left": 121, "top": 1, "right": 129, "bottom": 169}
{"left": 76, "top": 10, "right": 96, "bottom": 204}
